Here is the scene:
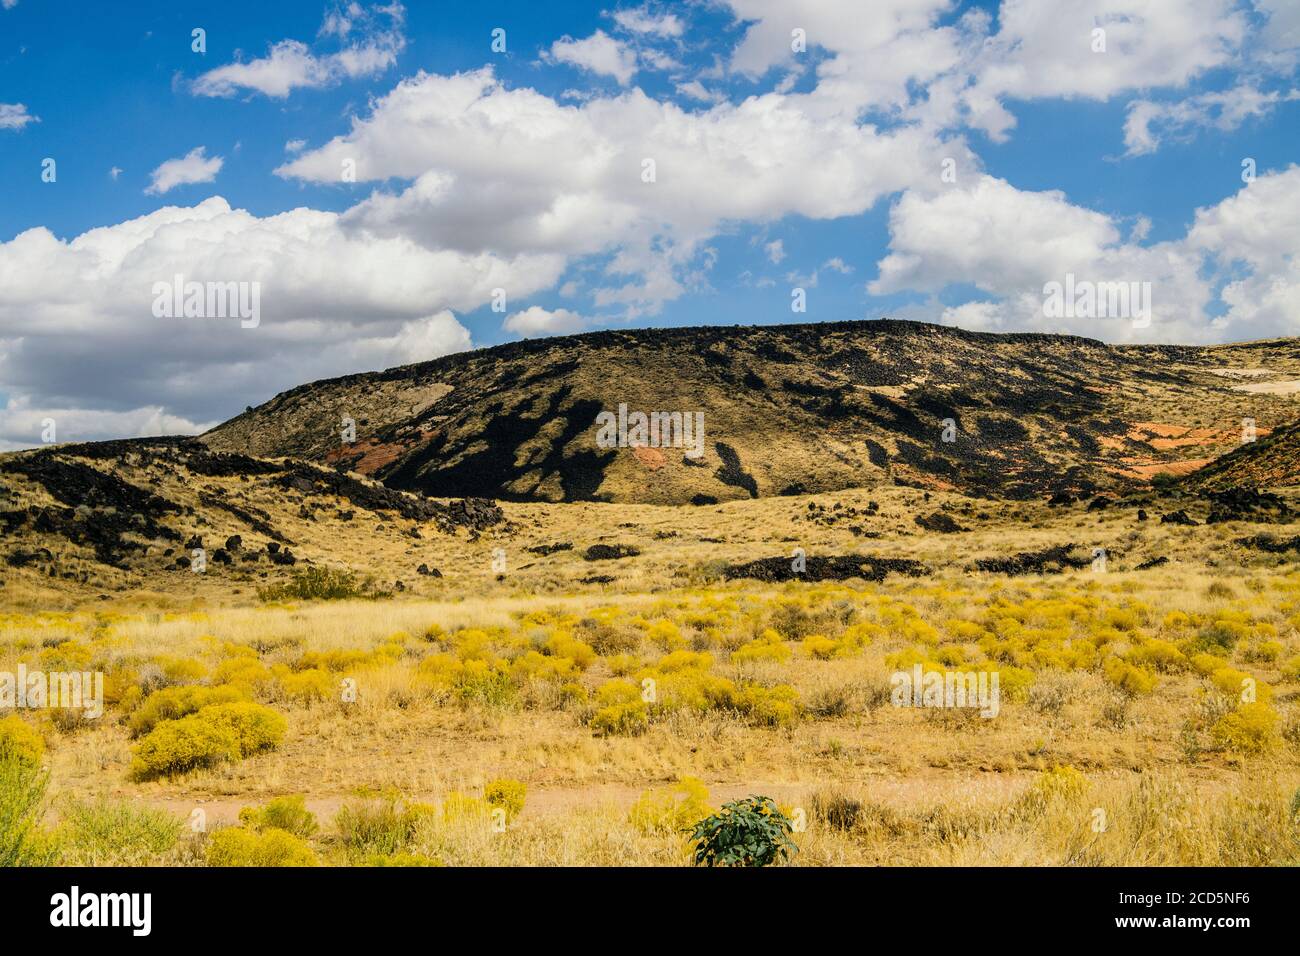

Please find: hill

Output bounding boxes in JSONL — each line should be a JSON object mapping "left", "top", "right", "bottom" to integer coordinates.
{"left": 204, "top": 319, "right": 1300, "bottom": 504}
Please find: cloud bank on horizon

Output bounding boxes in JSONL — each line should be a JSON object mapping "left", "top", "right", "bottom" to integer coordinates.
{"left": 0, "top": 0, "right": 1297, "bottom": 448}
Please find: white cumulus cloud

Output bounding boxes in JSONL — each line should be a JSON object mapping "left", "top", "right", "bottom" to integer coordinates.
{"left": 545, "top": 30, "right": 639, "bottom": 85}
{"left": 503, "top": 306, "right": 589, "bottom": 338}
{"left": 145, "top": 147, "right": 223, "bottom": 195}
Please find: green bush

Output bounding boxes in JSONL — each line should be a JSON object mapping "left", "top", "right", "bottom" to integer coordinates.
{"left": 55, "top": 799, "right": 182, "bottom": 865}
{"left": 130, "top": 702, "right": 286, "bottom": 780}
{"left": 206, "top": 826, "right": 317, "bottom": 867}
{"left": 257, "top": 566, "right": 385, "bottom": 602}
{"left": 238, "top": 795, "right": 318, "bottom": 839}
{"left": 687, "top": 796, "right": 797, "bottom": 867}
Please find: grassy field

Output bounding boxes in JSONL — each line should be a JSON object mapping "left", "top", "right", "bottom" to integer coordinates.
{"left": 3, "top": 505, "right": 1300, "bottom": 865}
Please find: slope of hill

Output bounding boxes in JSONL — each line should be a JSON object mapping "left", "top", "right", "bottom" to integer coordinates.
{"left": 203, "top": 320, "right": 1300, "bottom": 505}
{"left": 1187, "top": 417, "right": 1300, "bottom": 490}
{"left": 7, "top": 432, "right": 1300, "bottom": 607}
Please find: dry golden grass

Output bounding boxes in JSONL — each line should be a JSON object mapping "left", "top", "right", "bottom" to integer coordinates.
{"left": 5, "top": 525, "right": 1300, "bottom": 866}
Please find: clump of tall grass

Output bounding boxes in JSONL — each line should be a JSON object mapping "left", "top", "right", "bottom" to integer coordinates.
{"left": 54, "top": 799, "right": 182, "bottom": 866}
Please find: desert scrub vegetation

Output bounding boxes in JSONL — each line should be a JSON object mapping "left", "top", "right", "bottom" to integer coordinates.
{"left": 688, "top": 796, "right": 798, "bottom": 867}
{"left": 54, "top": 799, "right": 183, "bottom": 866}
{"left": 256, "top": 565, "right": 386, "bottom": 602}
{"left": 130, "top": 701, "right": 287, "bottom": 779}
{"left": 2, "top": 561, "right": 1300, "bottom": 866}
{"left": 207, "top": 826, "right": 318, "bottom": 867}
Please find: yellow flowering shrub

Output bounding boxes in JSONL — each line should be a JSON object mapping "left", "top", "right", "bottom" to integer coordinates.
{"left": 1023, "top": 765, "right": 1088, "bottom": 806}
{"left": 732, "top": 629, "right": 792, "bottom": 664}
{"left": 606, "top": 654, "right": 640, "bottom": 676}
{"left": 558, "top": 681, "right": 588, "bottom": 705}
{"left": 484, "top": 779, "right": 527, "bottom": 822}
{"left": 206, "top": 826, "right": 317, "bottom": 867}
{"left": 130, "top": 702, "right": 286, "bottom": 779}
{"left": 800, "top": 635, "right": 839, "bottom": 660}
{"left": 127, "top": 684, "right": 246, "bottom": 738}
{"left": 656, "top": 650, "right": 713, "bottom": 672}
{"left": 982, "top": 663, "right": 1033, "bottom": 701}
{"left": 238, "top": 795, "right": 318, "bottom": 838}
{"left": 544, "top": 632, "right": 596, "bottom": 670}
{"left": 1190, "top": 652, "right": 1228, "bottom": 676}
{"left": 629, "top": 776, "right": 712, "bottom": 834}
{"left": 279, "top": 668, "right": 334, "bottom": 703}
{"left": 1103, "top": 657, "right": 1156, "bottom": 696}
{"left": 590, "top": 679, "right": 649, "bottom": 736}
{"left": 645, "top": 619, "right": 686, "bottom": 651}
{"left": 1243, "top": 641, "right": 1283, "bottom": 663}
{"left": 1124, "top": 638, "right": 1187, "bottom": 673}
{"left": 510, "top": 650, "right": 578, "bottom": 682}
{"left": 0, "top": 715, "right": 44, "bottom": 768}
{"left": 297, "top": 648, "right": 371, "bottom": 672}
{"left": 38, "top": 640, "right": 94, "bottom": 671}
{"left": 1211, "top": 702, "right": 1280, "bottom": 753}
{"left": 1209, "top": 667, "right": 1271, "bottom": 703}
{"left": 945, "top": 620, "right": 987, "bottom": 642}
{"left": 213, "top": 656, "right": 272, "bottom": 690}
{"left": 156, "top": 656, "right": 208, "bottom": 684}
{"left": 735, "top": 683, "right": 800, "bottom": 727}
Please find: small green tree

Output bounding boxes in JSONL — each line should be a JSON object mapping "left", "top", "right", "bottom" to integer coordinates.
{"left": 686, "top": 796, "right": 797, "bottom": 867}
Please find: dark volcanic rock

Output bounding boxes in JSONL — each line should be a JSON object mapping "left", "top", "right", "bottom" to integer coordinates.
{"left": 1203, "top": 487, "right": 1289, "bottom": 524}
{"left": 974, "top": 545, "right": 1091, "bottom": 575}
{"left": 1160, "top": 510, "right": 1199, "bottom": 526}
{"left": 6, "top": 547, "right": 53, "bottom": 568}
{"left": 274, "top": 463, "right": 504, "bottom": 532}
{"left": 914, "top": 511, "right": 965, "bottom": 533}
{"left": 1, "top": 502, "right": 179, "bottom": 566}
{"left": 723, "top": 554, "right": 927, "bottom": 583}
{"left": 527, "top": 542, "right": 573, "bottom": 556}
{"left": 187, "top": 452, "right": 286, "bottom": 478}
{"left": 1236, "top": 534, "right": 1300, "bottom": 553}
{"left": 1135, "top": 556, "right": 1169, "bottom": 570}
{"left": 2, "top": 452, "right": 181, "bottom": 517}
{"left": 583, "top": 544, "right": 640, "bottom": 561}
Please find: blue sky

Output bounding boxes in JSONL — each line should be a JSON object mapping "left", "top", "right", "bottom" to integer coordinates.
{"left": 0, "top": 0, "right": 1297, "bottom": 446}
